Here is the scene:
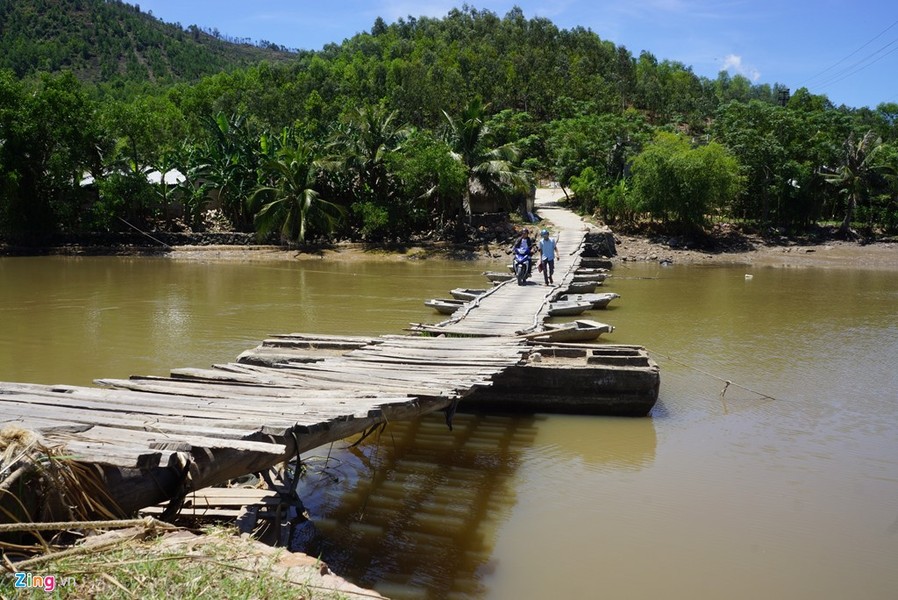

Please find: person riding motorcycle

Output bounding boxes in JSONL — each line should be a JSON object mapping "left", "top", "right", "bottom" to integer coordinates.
{"left": 512, "top": 228, "right": 535, "bottom": 284}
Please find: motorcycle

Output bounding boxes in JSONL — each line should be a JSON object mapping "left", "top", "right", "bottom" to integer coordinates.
{"left": 513, "top": 245, "right": 533, "bottom": 285}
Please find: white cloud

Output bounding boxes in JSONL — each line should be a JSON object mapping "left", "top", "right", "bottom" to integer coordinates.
{"left": 721, "top": 53, "right": 761, "bottom": 81}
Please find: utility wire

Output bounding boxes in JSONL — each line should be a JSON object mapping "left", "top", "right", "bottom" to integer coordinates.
{"left": 810, "top": 37, "right": 898, "bottom": 90}
{"left": 800, "top": 18, "right": 898, "bottom": 86}
{"left": 799, "top": 18, "right": 898, "bottom": 93}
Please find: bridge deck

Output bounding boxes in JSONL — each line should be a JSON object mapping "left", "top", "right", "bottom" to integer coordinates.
{"left": 0, "top": 190, "right": 605, "bottom": 517}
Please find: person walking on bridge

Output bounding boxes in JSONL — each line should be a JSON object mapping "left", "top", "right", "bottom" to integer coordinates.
{"left": 538, "top": 228, "right": 558, "bottom": 285}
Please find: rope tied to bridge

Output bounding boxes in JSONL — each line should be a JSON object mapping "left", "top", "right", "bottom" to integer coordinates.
{"left": 647, "top": 349, "right": 779, "bottom": 402}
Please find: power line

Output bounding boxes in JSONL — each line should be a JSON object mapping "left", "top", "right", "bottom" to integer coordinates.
{"left": 799, "top": 18, "right": 898, "bottom": 90}
{"left": 811, "top": 39, "right": 898, "bottom": 91}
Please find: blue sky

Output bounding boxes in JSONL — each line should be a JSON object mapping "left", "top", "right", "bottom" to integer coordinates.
{"left": 136, "top": 1, "right": 897, "bottom": 110}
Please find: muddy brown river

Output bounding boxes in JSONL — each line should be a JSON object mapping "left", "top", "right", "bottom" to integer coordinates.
{"left": 1, "top": 255, "right": 896, "bottom": 599}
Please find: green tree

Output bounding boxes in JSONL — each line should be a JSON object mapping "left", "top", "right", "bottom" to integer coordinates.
{"left": 712, "top": 100, "right": 850, "bottom": 227}
{"left": 825, "top": 131, "right": 891, "bottom": 238}
{"left": 629, "top": 131, "right": 742, "bottom": 229}
{"left": 0, "top": 71, "right": 102, "bottom": 234}
{"left": 547, "top": 110, "right": 650, "bottom": 191}
{"left": 323, "top": 105, "right": 409, "bottom": 239}
{"left": 195, "top": 113, "right": 261, "bottom": 231}
{"left": 250, "top": 128, "right": 343, "bottom": 244}
{"left": 443, "top": 98, "right": 529, "bottom": 219}
{"left": 385, "top": 129, "right": 467, "bottom": 226}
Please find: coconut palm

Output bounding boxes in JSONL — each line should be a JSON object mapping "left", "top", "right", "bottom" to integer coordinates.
{"left": 250, "top": 130, "right": 343, "bottom": 244}
{"left": 443, "top": 98, "right": 530, "bottom": 219}
{"left": 321, "top": 106, "right": 412, "bottom": 238}
{"left": 331, "top": 106, "right": 409, "bottom": 204}
{"left": 825, "top": 130, "right": 887, "bottom": 238}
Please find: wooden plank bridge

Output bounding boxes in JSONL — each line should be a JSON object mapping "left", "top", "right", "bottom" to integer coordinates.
{"left": 0, "top": 191, "right": 644, "bottom": 520}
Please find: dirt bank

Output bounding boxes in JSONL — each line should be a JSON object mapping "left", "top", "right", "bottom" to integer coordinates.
{"left": 613, "top": 233, "right": 898, "bottom": 270}
{"left": 163, "top": 233, "right": 898, "bottom": 272}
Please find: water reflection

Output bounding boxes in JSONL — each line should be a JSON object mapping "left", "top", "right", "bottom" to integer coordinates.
{"left": 292, "top": 412, "right": 658, "bottom": 599}
{"left": 293, "top": 413, "right": 536, "bottom": 599}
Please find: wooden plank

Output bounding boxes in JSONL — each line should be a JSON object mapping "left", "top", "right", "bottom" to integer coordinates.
{"left": 139, "top": 506, "right": 245, "bottom": 519}
{"left": 0, "top": 384, "right": 389, "bottom": 421}
{"left": 0, "top": 399, "right": 270, "bottom": 439}
{"left": 51, "top": 440, "right": 172, "bottom": 469}
{"left": 44, "top": 424, "right": 288, "bottom": 456}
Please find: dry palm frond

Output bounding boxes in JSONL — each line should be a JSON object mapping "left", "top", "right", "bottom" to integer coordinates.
{"left": 1, "top": 425, "right": 125, "bottom": 557}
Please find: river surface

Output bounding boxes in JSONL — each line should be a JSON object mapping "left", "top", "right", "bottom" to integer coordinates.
{"left": 2, "top": 254, "right": 897, "bottom": 599}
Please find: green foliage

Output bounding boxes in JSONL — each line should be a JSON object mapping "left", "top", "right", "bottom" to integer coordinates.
{"left": 711, "top": 100, "right": 851, "bottom": 227}
{"left": 443, "top": 97, "right": 531, "bottom": 218}
{"left": 570, "top": 169, "right": 635, "bottom": 225}
{"left": 546, "top": 110, "right": 651, "bottom": 188}
{"left": 824, "top": 131, "right": 893, "bottom": 237}
{"left": 385, "top": 129, "right": 467, "bottom": 225}
{"left": 251, "top": 129, "right": 343, "bottom": 244}
{"left": 629, "top": 132, "right": 742, "bottom": 229}
{"left": 351, "top": 200, "right": 391, "bottom": 238}
{"left": 194, "top": 113, "right": 262, "bottom": 231}
{"left": 0, "top": 0, "right": 293, "bottom": 91}
{"left": 0, "top": 70, "right": 103, "bottom": 234}
{"left": 2, "top": 1, "right": 898, "bottom": 241}
{"left": 94, "top": 170, "right": 157, "bottom": 229}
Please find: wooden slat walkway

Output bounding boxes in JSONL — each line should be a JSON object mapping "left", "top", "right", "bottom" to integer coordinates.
{"left": 0, "top": 189, "right": 605, "bottom": 517}
{"left": 414, "top": 191, "right": 595, "bottom": 337}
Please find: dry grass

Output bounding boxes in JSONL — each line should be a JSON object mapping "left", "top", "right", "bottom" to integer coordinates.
{"left": 2, "top": 525, "right": 381, "bottom": 599}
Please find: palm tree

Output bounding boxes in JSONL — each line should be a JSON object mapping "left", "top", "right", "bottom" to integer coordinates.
{"left": 825, "top": 131, "right": 886, "bottom": 239}
{"left": 250, "top": 130, "right": 343, "bottom": 244}
{"left": 442, "top": 98, "right": 530, "bottom": 219}
{"left": 322, "top": 106, "right": 411, "bottom": 239}
{"left": 341, "top": 106, "right": 408, "bottom": 203}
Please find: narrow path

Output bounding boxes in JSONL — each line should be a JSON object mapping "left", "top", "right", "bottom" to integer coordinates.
{"left": 421, "top": 187, "right": 599, "bottom": 336}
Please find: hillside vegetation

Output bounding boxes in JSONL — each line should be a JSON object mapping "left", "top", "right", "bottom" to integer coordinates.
{"left": 0, "top": 0, "right": 293, "bottom": 90}
{"left": 1, "top": 2, "right": 896, "bottom": 246}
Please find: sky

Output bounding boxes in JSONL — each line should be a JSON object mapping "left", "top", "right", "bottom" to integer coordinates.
{"left": 135, "top": 0, "right": 897, "bottom": 110}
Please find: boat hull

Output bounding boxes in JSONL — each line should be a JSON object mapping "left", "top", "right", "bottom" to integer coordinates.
{"left": 449, "top": 288, "right": 487, "bottom": 301}
{"left": 547, "top": 300, "right": 593, "bottom": 316}
{"left": 424, "top": 299, "right": 465, "bottom": 314}
{"left": 463, "top": 345, "right": 660, "bottom": 416}
{"left": 559, "top": 293, "right": 620, "bottom": 309}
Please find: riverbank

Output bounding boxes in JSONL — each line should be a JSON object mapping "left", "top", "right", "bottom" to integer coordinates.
{"left": 4, "top": 207, "right": 897, "bottom": 271}
{"left": 4, "top": 226, "right": 897, "bottom": 276}
{"left": 613, "top": 232, "right": 898, "bottom": 270}
{"left": 158, "top": 233, "right": 898, "bottom": 272}
{"left": 10, "top": 522, "right": 385, "bottom": 599}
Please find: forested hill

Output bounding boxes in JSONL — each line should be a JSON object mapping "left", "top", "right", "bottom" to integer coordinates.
{"left": 0, "top": 0, "right": 294, "bottom": 87}
{"left": 2, "top": 3, "right": 895, "bottom": 244}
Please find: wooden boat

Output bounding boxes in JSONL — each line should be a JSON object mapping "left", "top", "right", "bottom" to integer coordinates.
{"left": 526, "top": 319, "right": 614, "bottom": 343}
{"left": 566, "top": 281, "right": 598, "bottom": 294}
{"left": 578, "top": 257, "right": 614, "bottom": 269}
{"left": 559, "top": 292, "right": 620, "bottom": 309}
{"left": 483, "top": 271, "right": 514, "bottom": 282}
{"left": 547, "top": 300, "right": 594, "bottom": 316}
{"left": 449, "top": 288, "right": 487, "bottom": 301}
{"left": 574, "top": 268, "right": 609, "bottom": 276}
{"left": 424, "top": 298, "right": 466, "bottom": 315}
{"left": 572, "top": 272, "right": 608, "bottom": 283}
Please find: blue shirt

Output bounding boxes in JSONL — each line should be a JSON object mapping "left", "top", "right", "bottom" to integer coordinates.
{"left": 539, "top": 237, "right": 556, "bottom": 261}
